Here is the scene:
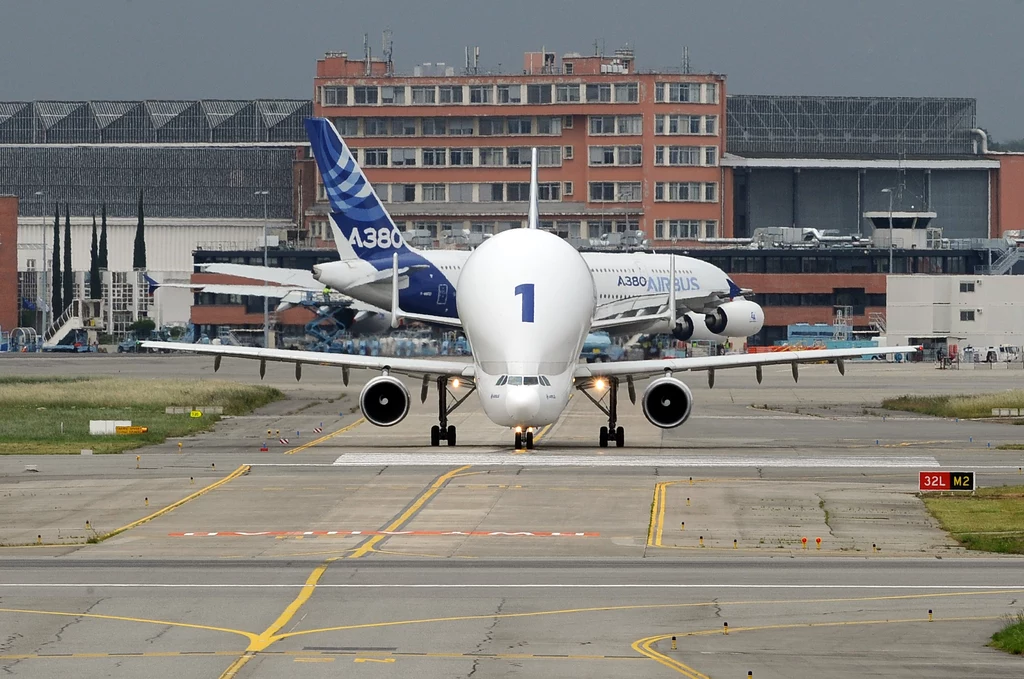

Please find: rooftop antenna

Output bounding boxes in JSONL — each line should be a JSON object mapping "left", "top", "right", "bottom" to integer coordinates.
{"left": 382, "top": 29, "right": 394, "bottom": 76}
{"left": 363, "top": 33, "right": 371, "bottom": 76}
{"left": 682, "top": 46, "right": 691, "bottom": 74}
{"left": 474, "top": 46, "right": 480, "bottom": 73}
{"left": 593, "top": 39, "right": 600, "bottom": 56}
{"left": 464, "top": 46, "right": 470, "bottom": 74}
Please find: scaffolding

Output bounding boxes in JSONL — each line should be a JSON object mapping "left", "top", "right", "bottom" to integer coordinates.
{"left": 727, "top": 95, "right": 977, "bottom": 157}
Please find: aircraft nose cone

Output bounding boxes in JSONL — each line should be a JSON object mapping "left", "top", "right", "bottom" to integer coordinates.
{"left": 311, "top": 265, "right": 323, "bottom": 281}
{"left": 506, "top": 387, "right": 540, "bottom": 425}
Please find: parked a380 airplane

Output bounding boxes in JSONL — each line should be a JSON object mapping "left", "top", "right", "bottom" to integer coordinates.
{"left": 144, "top": 118, "right": 919, "bottom": 450}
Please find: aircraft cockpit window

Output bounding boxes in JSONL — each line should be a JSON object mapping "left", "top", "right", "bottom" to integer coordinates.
{"left": 523, "top": 376, "right": 540, "bottom": 386}
{"left": 496, "top": 375, "right": 508, "bottom": 386}
{"left": 539, "top": 376, "right": 551, "bottom": 386}
{"left": 507, "top": 376, "right": 524, "bottom": 386}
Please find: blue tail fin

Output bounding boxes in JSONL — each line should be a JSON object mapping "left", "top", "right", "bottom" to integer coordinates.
{"left": 304, "top": 117, "right": 410, "bottom": 262}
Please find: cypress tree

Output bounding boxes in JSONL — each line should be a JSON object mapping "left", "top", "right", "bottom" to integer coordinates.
{"left": 89, "top": 213, "right": 101, "bottom": 299}
{"left": 132, "top": 190, "right": 146, "bottom": 270}
{"left": 51, "top": 203, "right": 62, "bottom": 317}
{"left": 63, "top": 204, "right": 73, "bottom": 310}
{"left": 98, "top": 202, "right": 108, "bottom": 270}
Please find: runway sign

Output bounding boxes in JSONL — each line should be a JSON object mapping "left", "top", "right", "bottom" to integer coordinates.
{"left": 115, "top": 426, "right": 149, "bottom": 435}
{"left": 919, "top": 471, "right": 975, "bottom": 491}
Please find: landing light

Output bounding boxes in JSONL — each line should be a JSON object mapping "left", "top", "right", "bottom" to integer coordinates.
{"left": 451, "top": 378, "right": 460, "bottom": 388}
{"left": 594, "top": 378, "right": 607, "bottom": 391}
{"left": 514, "top": 426, "right": 523, "bottom": 433}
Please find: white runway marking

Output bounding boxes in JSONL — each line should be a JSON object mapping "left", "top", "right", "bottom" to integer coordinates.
{"left": 0, "top": 583, "right": 1022, "bottom": 590}
{"left": 330, "top": 454, "right": 940, "bottom": 468}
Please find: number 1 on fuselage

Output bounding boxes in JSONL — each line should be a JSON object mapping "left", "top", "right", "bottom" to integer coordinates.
{"left": 515, "top": 283, "right": 535, "bottom": 323}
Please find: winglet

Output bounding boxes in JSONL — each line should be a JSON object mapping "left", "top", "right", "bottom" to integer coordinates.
{"left": 527, "top": 147, "right": 539, "bottom": 229}
{"left": 390, "top": 252, "right": 401, "bottom": 328}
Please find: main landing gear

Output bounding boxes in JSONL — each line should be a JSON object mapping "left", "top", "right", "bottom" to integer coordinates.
{"left": 578, "top": 376, "right": 627, "bottom": 448}
{"left": 428, "top": 375, "right": 475, "bottom": 447}
{"left": 513, "top": 429, "right": 535, "bottom": 450}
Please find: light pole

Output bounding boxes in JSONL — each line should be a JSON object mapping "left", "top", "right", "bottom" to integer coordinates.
{"left": 881, "top": 188, "right": 894, "bottom": 274}
{"left": 255, "top": 190, "right": 270, "bottom": 348}
{"left": 34, "top": 191, "right": 46, "bottom": 336}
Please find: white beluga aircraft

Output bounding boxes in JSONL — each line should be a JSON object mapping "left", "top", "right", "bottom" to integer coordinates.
{"left": 144, "top": 118, "right": 919, "bottom": 450}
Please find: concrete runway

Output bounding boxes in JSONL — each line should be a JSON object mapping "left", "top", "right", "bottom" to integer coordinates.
{"left": 2, "top": 354, "right": 1024, "bottom": 677}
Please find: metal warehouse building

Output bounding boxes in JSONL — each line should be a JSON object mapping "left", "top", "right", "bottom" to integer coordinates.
{"left": 723, "top": 95, "right": 998, "bottom": 239}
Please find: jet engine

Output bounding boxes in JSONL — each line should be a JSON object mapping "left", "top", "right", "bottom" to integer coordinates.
{"left": 641, "top": 377, "right": 694, "bottom": 429}
{"left": 704, "top": 300, "right": 764, "bottom": 337}
{"left": 671, "top": 314, "right": 694, "bottom": 341}
{"left": 359, "top": 375, "right": 410, "bottom": 427}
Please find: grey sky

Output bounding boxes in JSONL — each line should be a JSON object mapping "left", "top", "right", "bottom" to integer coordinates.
{"left": 2, "top": 0, "right": 1022, "bottom": 139}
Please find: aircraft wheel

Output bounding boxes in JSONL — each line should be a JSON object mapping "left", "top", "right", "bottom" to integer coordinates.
{"left": 615, "top": 426, "right": 625, "bottom": 448}
{"left": 446, "top": 425, "right": 457, "bottom": 447}
{"left": 430, "top": 425, "right": 440, "bottom": 447}
{"left": 599, "top": 426, "right": 609, "bottom": 448}
{"left": 525, "top": 431, "right": 534, "bottom": 449}
{"left": 514, "top": 431, "right": 523, "bottom": 450}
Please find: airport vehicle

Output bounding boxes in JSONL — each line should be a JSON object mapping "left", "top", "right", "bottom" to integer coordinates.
{"left": 582, "top": 332, "right": 624, "bottom": 362}
{"left": 144, "top": 118, "right": 918, "bottom": 449}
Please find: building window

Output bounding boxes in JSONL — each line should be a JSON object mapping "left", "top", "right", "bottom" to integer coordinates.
{"left": 411, "top": 86, "right": 436, "bottom": 104}
{"left": 556, "top": 83, "right": 580, "bottom": 102}
{"left": 364, "top": 117, "right": 388, "bottom": 136}
{"left": 654, "top": 83, "right": 665, "bottom": 103}
{"left": 527, "top": 84, "right": 553, "bottom": 104}
{"left": 586, "top": 83, "right": 612, "bottom": 102}
{"left": 507, "top": 117, "right": 533, "bottom": 134}
{"left": 422, "top": 148, "right": 446, "bottom": 166}
{"left": 589, "top": 182, "right": 616, "bottom": 201}
{"left": 960, "top": 281, "right": 976, "bottom": 293}
{"left": 589, "top": 146, "right": 616, "bottom": 166}
{"left": 332, "top": 117, "right": 358, "bottom": 136}
{"left": 537, "top": 117, "right": 562, "bottom": 135}
{"left": 449, "top": 148, "right": 474, "bottom": 166}
{"left": 380, "top": 86, "right": 405, "bottom": 105}
{"left": 507, "top": 147, "right": 531, "bottom": 166}
{"left": 479, "top": 117, "right": 505, "bottom": 136}
{"left": 705, "top": 116, "right": 718, "bottom": 135}
{"left": 618, "top": 145, "right": 642, "bottom": 165}
{"left": 960, "top": 309, "right": 976, "bottom": 321}
{"left": 655, "top": 181, "right": 702, "bottom": 201}
{"left": 422, "top": 183, "right": 446, "bottom": 202}
{"left": 536, "top": 146, "right": 561, "bottom": 166}
{"left": 507, "top": 182, "right": 530, "bottom": 201}
{"left": 669, "top": 146, "right": 699, "bottom": 165}
{"left": 497, "top": 84, "right": 521, "bottom": 103}
{"left": 704, "top": 221, "right": 718, "bottom": 239}
{"left": 616, "top": 115, "right": 642, "bottom": 135}
{"left": 564, "top": 62, "right": 574, "bottom": 75}
{"left": 618, "top": 182, "right": 642, "bottom": 202}
{"left": 469, "top": 85, "right": 493, "bottom": 103}
{"left": 481, "top": 183, "right": 504, "bottom": 201}
{"left": 614, "top": 83, "right": 639, "bottom": 103}
{"left": 479, "top": 147, "right": 504, "bottom": 166}
{"left": 363, "top": 148, "right": 388, "bottom": 166}
{"left": 589, "top": 115, "right": 615, "bottom": 134}
{"left": 448, "top": 118, "right": 474, "bottom": 135}
{"left": 422, "top": 118, "right": 447, "bottom": 135}
{"left": 449, "top": 183, "right": 473, "bottom": 202}
{"left": 668, "top": 82, "right": 701, "bottom": 103}
{"left": 322, "top": 86, "right": 347, "bottom": 106}
{"left": 704, "top": 83, "right": 719, "bottom": 104}
{"left": 704, "top": 146, "right": 718, "bottom": 166}
{"left": 563, "top": 145, "right": 573, "bottom": 160}
{"left": 397, "top": 184, "right": 416, "bottom": 202}
{"left": 389, "top": 118, "right": 416, "bottom": 135}
{"left": 353, "top": 86, "right": 378, "bottom": 104}
{"left": 656, "top": 220, "right": 703, "bottom": 240}
{"left": 563, "top": 181, "right": 573, "bottom": 195}
{"left": 704, "top": 183, "right": 717, "bottom": 202}
{"left": 438, "top": 86, "right": 463, "bottom": 103}
{"left": 538, "top": 182, "right": 561, "bottom": 201}
{"left": 391, "top": 148, "right": 417, "bottom": 167}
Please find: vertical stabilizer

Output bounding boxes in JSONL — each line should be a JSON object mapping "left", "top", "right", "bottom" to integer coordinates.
{"left": 527, "top": 147, "right": 539, "bottom": 229}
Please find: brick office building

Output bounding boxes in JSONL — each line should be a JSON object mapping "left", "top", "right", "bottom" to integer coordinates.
{"left": 0, "top": 196, "right": 18, "bottom": 332}
{"left": 310, "top": 48, "right": 727, "bottom": 246}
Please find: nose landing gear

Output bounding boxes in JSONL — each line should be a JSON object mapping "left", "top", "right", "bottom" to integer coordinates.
{"left": 429, "top": 376, "right": 474, "bottom": 447}
{"left": 580, "top": 377, "right": 626, "bottom": 448}
{"left": 513, "top": 429, "right": 535, "bottom": 450}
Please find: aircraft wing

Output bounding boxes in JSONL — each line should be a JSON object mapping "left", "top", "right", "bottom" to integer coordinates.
{"left": 200, "top": 264, "right": 322, "bottom": 289}
{"left": 140, "top": 342, "right": 474, "bottom": 379}
{"left": 575, "top": 345, "right": 921, "bottom": 380}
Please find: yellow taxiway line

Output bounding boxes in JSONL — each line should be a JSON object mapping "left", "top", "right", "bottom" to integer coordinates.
{"left": 285, "top": 418, "right": 365, "bottom": 455}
